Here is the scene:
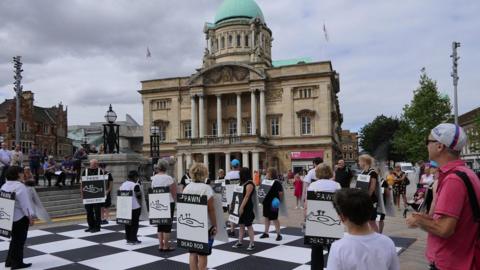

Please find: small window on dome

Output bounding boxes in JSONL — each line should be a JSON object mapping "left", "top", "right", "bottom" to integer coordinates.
{"left": 236, "top": 35, "right": 241, "bottom": 47}
{"left": 221, "top": 37, "right": 225, "bottom": 49}
{"left": 245, "top": 35, "right": 249, "bottom": 47}
{"left": 228, "top": 35, "right": 233, "bottom": 47}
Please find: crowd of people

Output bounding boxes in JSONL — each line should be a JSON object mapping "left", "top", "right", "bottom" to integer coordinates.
{"left": 2, "top": 123, "right": 480, "bottom": 270}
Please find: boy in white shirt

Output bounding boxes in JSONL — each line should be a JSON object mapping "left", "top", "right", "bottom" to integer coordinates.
{"left": 327, "top": 188, "right": 399, "bottom": 270}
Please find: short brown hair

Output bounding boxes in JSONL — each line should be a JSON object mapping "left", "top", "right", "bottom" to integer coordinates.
{"left": 315, "top": 163, "right": 333, "bottom": 179}
{"left": 189, "top": 163, "right": 208, "bottom": 183}
{"left": 267, "top": 167, "right": 278, "bottom": 179}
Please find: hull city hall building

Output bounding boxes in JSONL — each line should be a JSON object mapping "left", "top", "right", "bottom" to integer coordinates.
{"left": 139, "top": 0, "right": 343, "bottom": 179}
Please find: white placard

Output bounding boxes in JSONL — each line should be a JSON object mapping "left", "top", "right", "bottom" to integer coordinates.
{"left": 0, "top": 191, "right": 15, "bottom": 238}
{"left": 148, "top": 187, "right": 172, "bottom": 225}
{"left": 116, "top": 190, "right": 133, "bottom": 225}
{"left": 258, "top": 179, "right": 275, "bottom": 203}
{"left": 305, "top": 191, "right": 344, "bottom": 246}
{"left": 356, "top": 174, "right": 371, "bottom": 191}
{"left": 228, "top": 185, "right": 244, "bottom": 224}
{"left": 176, "top": 193, "right": 210, "bottom": 253}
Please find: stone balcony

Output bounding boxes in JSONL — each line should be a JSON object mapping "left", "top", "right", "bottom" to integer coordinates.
{"left": 177, "top": 134, "right": 268, "bottom": 147}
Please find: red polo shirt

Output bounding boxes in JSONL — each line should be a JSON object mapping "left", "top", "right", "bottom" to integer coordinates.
{"left": 427, "top": 160, "right": 480, "bottom": 270}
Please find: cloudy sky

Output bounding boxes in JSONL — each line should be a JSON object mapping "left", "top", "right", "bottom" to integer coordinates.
{"left": 0, "top": 0, "right": 478, "bottom": 131}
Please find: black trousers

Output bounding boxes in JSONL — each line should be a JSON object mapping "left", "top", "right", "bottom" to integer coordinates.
{"left": 85, "top": 203, "right": 102, "bottom": 229}
{"left": 311, "top": 245, "right": 325, "bottom": 270}
{"left": 6, "top": 216, "right": 30, "bottom": 267}
{"left": 30, "top": 164, "right": 40, "bottom": 185}
{"left": 125, "top": 208, "right": 141, "bottom": 242}
{"left": 44, "top": 171, "right": 56, "bottom": 186}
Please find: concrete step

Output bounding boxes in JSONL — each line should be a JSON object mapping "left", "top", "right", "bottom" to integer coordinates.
{"left": 49, "top": 208, "right": 86, "bottom": 218}
{"left": 44, "top": 203, "right": 85, "bottom": 212}
{"left": 37, "top": 188, "right": 81, "bottom": 197}
{"left": 42, "top": 198, "right": 83, "bottom": 208}
{"left": 39, "top": 194, "right": 81, "bottom": 202}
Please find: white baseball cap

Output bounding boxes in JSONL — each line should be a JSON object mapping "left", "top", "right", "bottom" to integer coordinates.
{"left": 430, "top": 123, "right": 467, "bottom": 151}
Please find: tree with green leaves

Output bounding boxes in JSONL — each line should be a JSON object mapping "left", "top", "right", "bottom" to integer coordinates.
{"left": 359, "top": 115, "right": 405, "bottom": 161}
{"left": 393, "top": 69, "right": 452, "bottom": 162}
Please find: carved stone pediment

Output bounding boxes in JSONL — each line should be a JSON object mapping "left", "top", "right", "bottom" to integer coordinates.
{"left": 203, "top": 66, "right": 250, "bottom": 85}
{"left": 266, "top": 88, "right": 283, "bottom": 102}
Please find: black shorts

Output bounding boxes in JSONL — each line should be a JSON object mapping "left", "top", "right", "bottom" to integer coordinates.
{"left": 189, "top": 248, "right": 212, "bottom": 256}
{"left": 263, "top": 203, "right": 279, "bottom": 221}
{"left": 378, "top": 213, "right": 386, "bottom": 221}
{"left": 103, "top": 193, "right": 112, "bottom": 208}
{"left": 370, "top": 205, "right": 379, "bottom": 221}
{"left": 157, "top": 203, "right": 175, "bottom": 233}
{"left": 239, "top": 211, "right": 255, "bottom": 227}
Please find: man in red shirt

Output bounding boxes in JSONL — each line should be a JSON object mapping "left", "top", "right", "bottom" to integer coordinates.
{"left": 407, "top": 123, "right": 480, "bottom": 270}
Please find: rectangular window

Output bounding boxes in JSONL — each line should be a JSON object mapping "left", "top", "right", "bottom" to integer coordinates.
{"left": 301, "top": 116, "right": 311, "bottom": 135}
{"left": 44, "top": 125, "right": 49, "bottom": 135}
{"left": 229, "top": 120, "right": 237, "bottom": 135}
{"left": 245, "top": 35, "right": 249, "bottom": 47}
{"left": 21, "top": 122, "right": 28, "bottom": 132}
{"left": 158, "top": 125, "right": 166, "bottom": 142}
{"left": 245, "top": 120, "right": 251, "bottom": 135}
{"left": 228, "top": 35, "right": 233, "bottom": 47}
{"left": 270, "top": 117, "right": 279, "bottom": 136}
{"left": 236, "top": 35, "right": 241, "bottom": 47}
{"left": 183, "top": 122, "right": 192, "bottom": 139}
{"left": 212, "top": 121, "right": 217, "bottom": 136}
{"left": 221, "top": 37, "right": 225, "bottom": 49}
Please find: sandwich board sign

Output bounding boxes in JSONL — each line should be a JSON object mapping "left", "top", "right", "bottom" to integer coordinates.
{"left": 304, "top": 191, "right": 344, "bottom": 246}
{"left": 81, "top": 171, "right": 108, "bottom": 204}
{"left": 225, "top": 179, "right": 239, "bottom": 208}
{"left": 0, "top": 191, "right": 15, "bottom": 238}
{"left": 176, "top": 194, "right": 209, "bottom": 253}
{"left": 148, "top": 187, "right": 172, "bottom": 225}
{"left": 356, "top": 174, "right": 371, "bottom": 191}
{"left": 228, "top": 185, "right": 243, "bottom": 224}
{"left": 116, "top": 190, "right": 133, "bottom": 225}
{"left": 258, "top": 179, "right": 275, "bottom": 203}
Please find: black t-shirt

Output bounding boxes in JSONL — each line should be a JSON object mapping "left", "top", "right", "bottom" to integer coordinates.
{"left": 262, "top": 180, "right": 283, "bottom": 206}
{"left": 335, "top": 167, "right": 353, "bottom": 188}
{"left": 242, "top": 181, "right": 255, "bottom": 212}
{"left": 180, "top": 173, "right": 191, "bottom": 187}
{"left": 361, "top": 169, "right": 378, "bottom": 203}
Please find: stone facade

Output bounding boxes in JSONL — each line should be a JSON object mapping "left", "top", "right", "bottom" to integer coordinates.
{"left": 0, "top": 91, "right": 72, "bottom": 158}
{"left": 459, "top": 107, "right": 480, "bottom": 170}
{"left": 139, "top": 1, "right": 342, "bottom": 179}
{"left": 340, "top": 130, "right": 359, "bottom": 166}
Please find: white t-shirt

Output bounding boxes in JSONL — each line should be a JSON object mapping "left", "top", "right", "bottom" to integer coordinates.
{"left": 119, "top": 181, "right": 141, "bottom": 210}
{"left": 307, "top": 179, "right": 341, "bottom": 192}
{"left": 151, "top": 174, "right": 175, "bottom": 203}
{"left": 420, "top": 174, "right": 434, "bottom": 186}
{"left": 225, "top": 170, "right": 240, "bottom": 180}
{"left": 182, "top": 182, "right": 214, "bottom": 200}
{"left": 303, "top": 168, "right": 317, "bottom": 184}
{"left": 327, "top": 232, "right": 400, "bottom": 270}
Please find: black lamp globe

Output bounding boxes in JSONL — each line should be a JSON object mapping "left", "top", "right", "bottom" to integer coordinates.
{"left": 104, "top": 104, "right": 117, "bottom": 124}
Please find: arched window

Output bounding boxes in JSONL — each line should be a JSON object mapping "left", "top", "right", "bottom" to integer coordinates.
{"left": 221, "top": 37, "right": 225, "bottom": 49}
{"left": 228, "top": 35, "right": 233, "bottom": 47}
{"left": 245, "top": 35, "right": 249, "bottom": 47}
{"left": 236, "top": 35, "right": 241, "bottom": 47}
{"left": 216, "top": 38, "right": 219, "bottom": 51}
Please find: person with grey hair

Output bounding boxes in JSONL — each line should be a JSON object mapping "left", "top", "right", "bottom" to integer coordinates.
{"left": 151, "top": 158, "right": 177, "bottom": 252}
{"left": 0, "top": 142, "right": 12, "bottom": 185}
{"left": 407, "top": 123, "right": 480, "bottom": 270}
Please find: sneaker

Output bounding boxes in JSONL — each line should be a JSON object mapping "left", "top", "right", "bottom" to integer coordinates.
{"left": 232, "top": 242, "right": 243, "bottom": 248}
{"left": 246, "top": 243, "right": 255, "bottom": 251}
{"left": 84, "top": 228, "right": 92, "bottom": 232}
{"left": 126, "top": 241, "right": 134, "bottom": 245}
{"left": 276, "top": 234, "right": 283, "bottom": 241}
{"left": 11, "top": 262, "right": 32, "bottom": 269}
{"left": 90, "top": 228, "right": 100, "bottom": 233}
{"left": 260, "top": 233, "right": 269, "bottom": 239}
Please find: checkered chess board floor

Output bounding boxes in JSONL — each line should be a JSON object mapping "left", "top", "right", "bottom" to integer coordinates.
{"left": 0, "top": 221, "right": 415, "bottom": 270}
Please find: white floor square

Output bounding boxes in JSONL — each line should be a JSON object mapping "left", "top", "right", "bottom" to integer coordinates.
{"left": 79, "top": 251, "right": 162, "bottom": 270}
{"left": 103, "top": 236, "right": 158, "bottom": 250}
{"left": 254, "top": 245, "right": 312, "bottom": 264}
{"left": 29, "top": 239, "right": 97, "bottom": 253}
{"left": 58, "top": 228, "right": 114, "bottom": 238}
{"left": 292, "top": 265, "right": 323, "bottom": 270}
{"left": 396, "top": 247, "right": 402, "bottom": 254}
{"left": 14, "top": 254, "right": 71, "bottom": 270}
{"left": 0, "top": 241, "right": 10, "bottom": 251}
{"left": 251, "top": 224, "right": 286, "bottom": 233}
{"left": 136, "top": 226, "right": 158, "bottom": 236}
{"left": 169, "top": 249, "right": 248, "bottom": 268}
{"left": 79, "top": 222, "right": 117, "bottom": 228}
{"left": 27, "top": 230, "right": 53, "bottom": 238}
{"left": 254, "top": 233, "right": 302, "bottom": 245}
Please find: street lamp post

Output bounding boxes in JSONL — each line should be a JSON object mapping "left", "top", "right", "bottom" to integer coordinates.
{"left": 13, "top": 56, "right": 23, "bottom": 146}
{"left": 150, "top": 125, "right": 160, "bottom": 169}
{"left": 451, "top": 41, "right": 461, "bottom": 125}
{"left": 103, "top": 104, "right": 119, "bottom": 154}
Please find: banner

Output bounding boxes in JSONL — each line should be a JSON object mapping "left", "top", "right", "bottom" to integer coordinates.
{"left": 176, "top": 193, "right": 210, "bottom": 253}
{"left": 355, "top": 174, "right": 371, "bottom": 191}
{"left": 258, "top": 179, "right": 275, "bottom": 204}
{"left": 116, "top": 190, "right": 133, "bottom": 225}
{"left": 148, "top": 187, "right": 172, "bottom": 225}
{"left": 0, "top": 191, "right": 15, "bottom": 238}
{"left": 304, "top": 191, "right": 344, "bottom": 246}
{"left": 81, "top": 173, "right": 108, "bottom": 204}
{"left": 228, "top": 185, "right": 243, "bottom": 224}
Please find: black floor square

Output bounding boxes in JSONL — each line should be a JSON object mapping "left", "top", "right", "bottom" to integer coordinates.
{"left": 43, "top": 225, "right": 86, "bottom": 233}
{"left": 214, "top": 241, "right": 277, "bottom": 254}
{"left": 48, "top": 263, "right": 98, "bottom": 270}
{"left": 216, "top": 255, "right": 302, "bottom": 270}
{"left": 52, "top": 245, "right": 125, "bottom": 262}
{"left": 0, "top": 248, "right": 45, "bottom": 263}
{"left": 135, "top": 245, "right": 187, "bottom": 258}
{"left": 81, "top": 232, "right": 126, "bottom": 243}
{"left": 128, "top": 259, "right": 190, "bottom": 270}
{"left": 280, "top": 227, "right": 303, "bottom": 236}
{"left": 26, "top": 234, "right": 71, "bottom": 246}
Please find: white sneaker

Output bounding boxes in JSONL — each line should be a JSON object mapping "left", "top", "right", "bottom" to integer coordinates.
{"left": 246, "top": 243, "right": 255, "bottom": 251}
{"left": 295, "top": 206, "right": 299, "bottom": 209}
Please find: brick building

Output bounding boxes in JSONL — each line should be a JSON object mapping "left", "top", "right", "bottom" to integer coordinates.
{"left": 459, "top": 107, "right": 480, "bottom": 170}
{"left": 0, "top": 91, "right": 72, "bottom": 159}
{"left": 340, "top": 130, "right": 359, "bottom": 166}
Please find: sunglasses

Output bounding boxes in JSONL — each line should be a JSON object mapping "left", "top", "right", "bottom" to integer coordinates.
{"left": 425, "top": 139, "right": 438, "bottom": 146}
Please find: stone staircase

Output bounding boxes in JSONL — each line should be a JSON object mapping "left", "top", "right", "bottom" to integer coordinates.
{"left": 36, "top": 185, "right": 86, "bottom": 218}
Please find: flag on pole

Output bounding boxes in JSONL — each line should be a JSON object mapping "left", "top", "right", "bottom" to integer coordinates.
{"left": 146, "top": 47, "right": 152, "bottom": 58}
{"left": 323, "top": 22, "right": 329, "bottom": 42}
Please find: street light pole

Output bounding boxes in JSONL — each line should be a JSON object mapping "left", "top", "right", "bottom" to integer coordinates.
{"left": 13, "top": 56, "right": 23, "bottom": 146}
{"left": 451, "top": 41, "right": 461, "bottom": 125}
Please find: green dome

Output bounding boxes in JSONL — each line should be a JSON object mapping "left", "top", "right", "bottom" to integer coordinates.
{"left": 214, "top": 0, "right": 265, "bottom": 24}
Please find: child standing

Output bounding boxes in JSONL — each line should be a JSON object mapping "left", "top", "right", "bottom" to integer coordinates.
{"left": 327, "top": 189, "right": 399, "bottom": 270}
{"left": 293, "top": 173, "right": 303, "bottom": 209}
{"left": 119, "top": 170, "right": 142, "bottom": 245}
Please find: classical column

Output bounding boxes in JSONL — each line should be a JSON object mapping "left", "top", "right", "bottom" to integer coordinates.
{"left": 252, "top": 151, "right": 259, "bottom": 173}
{"left": 259, "top": 89, "right": 266, "bottom": 137}
{"left": 237, "top": 93, "right": 242, "bottom": 136}
{"left": 177, "top": 154, "right": 184, "bottom": 180}
{"left": 250, "top": 90, "right": 257, "bottom": 135}
{"left": 185, "top": 154, "right": 192, "bottom": 171}
{"left": 191, "top": 95, "right": 197, "bottom": 138}
{"left": 203, "top": 152, "right": 209, "bottom": 167}
{"left": 199, "top": 94, "right": 205, "bottom": 138}
{"left": 225, "top": 152, "right": 231, "bottom": 173}
{"left": 216, "top": 95, "right": 222, "bottom": 137}
{"left": 242, "top": 151, "right": 249, "bottom": 168}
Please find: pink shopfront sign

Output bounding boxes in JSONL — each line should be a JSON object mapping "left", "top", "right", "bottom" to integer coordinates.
{"left": 290, "top": 151, "right": 324, "bottom": 160}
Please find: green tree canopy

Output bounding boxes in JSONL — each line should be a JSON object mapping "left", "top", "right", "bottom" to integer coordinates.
{"left": 359, "top": 115, "right": 404, "bottom": 161}
{"left": 393, "top": 69, "right": 452, "bottom": 162}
